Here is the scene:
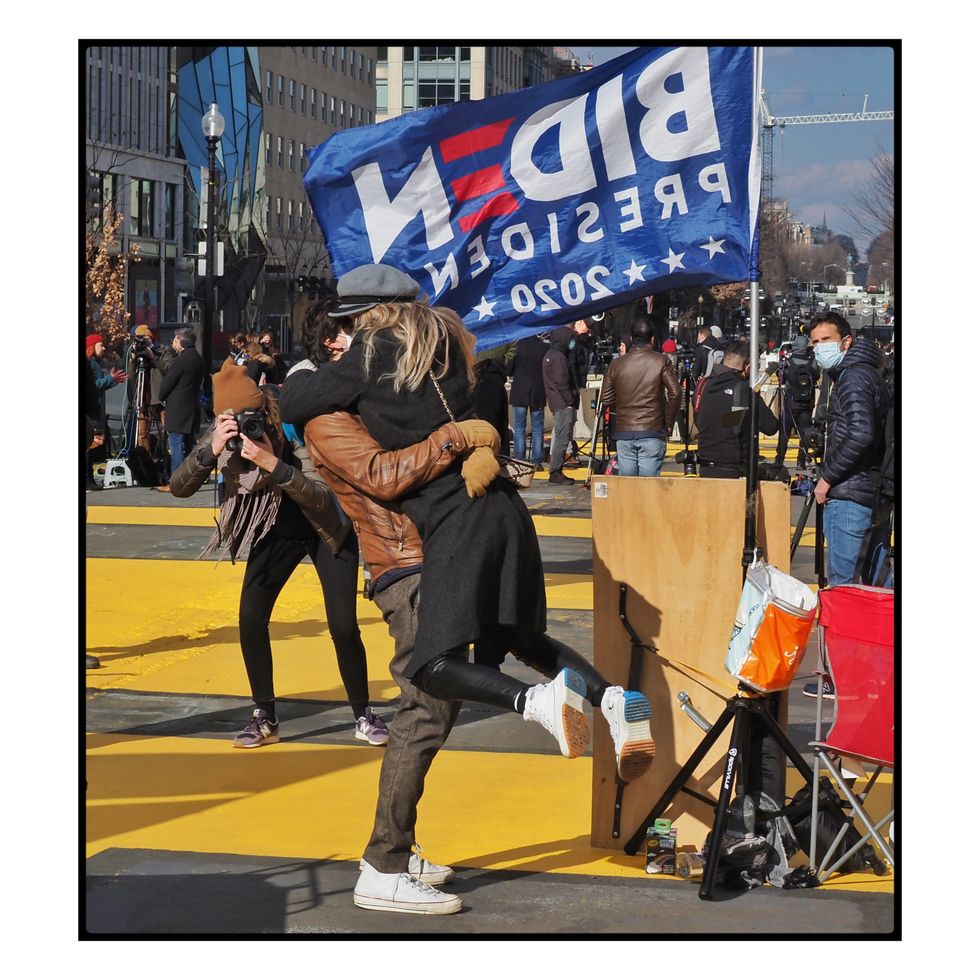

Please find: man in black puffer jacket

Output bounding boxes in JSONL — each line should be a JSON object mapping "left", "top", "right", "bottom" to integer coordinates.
{"left": 809, "top": 313, "right": 890, "bottom": 590}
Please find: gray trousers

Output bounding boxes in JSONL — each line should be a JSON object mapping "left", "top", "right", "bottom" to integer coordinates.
{"left": 549, "top": 405, "right": 576, "bottom": 473}
{"left": 362, "top": 573, "right": 461, "bottom": 874}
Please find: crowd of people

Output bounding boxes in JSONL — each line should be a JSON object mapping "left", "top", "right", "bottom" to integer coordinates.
{"left": 84, "top": 272, "right": 895, "bottom": 914}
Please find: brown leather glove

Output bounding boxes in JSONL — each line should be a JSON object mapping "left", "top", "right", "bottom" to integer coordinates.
{"left": 455, "top": 418, "right": 501, "bottom": 453}
{"left": 460, "top": 445, "right": 500, "bottom": 498}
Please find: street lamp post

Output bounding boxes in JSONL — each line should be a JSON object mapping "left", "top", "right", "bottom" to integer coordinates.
{"left": 201, "top": 102, "right": 225, "bottom": 383}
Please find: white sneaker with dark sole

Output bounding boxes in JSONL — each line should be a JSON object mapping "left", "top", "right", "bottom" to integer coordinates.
{"left": 601, "top": 686, "right": 656, "bottom": 782}
{"left": 353, "top": 862, "right": 462, "bottom": 915}
{"left": 523, "top": 668, "right": 590, "bottom": 758}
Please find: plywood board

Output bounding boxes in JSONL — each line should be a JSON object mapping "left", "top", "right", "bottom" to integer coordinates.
{"left": 589, "top": 477, "right": 790, "bottom": 850}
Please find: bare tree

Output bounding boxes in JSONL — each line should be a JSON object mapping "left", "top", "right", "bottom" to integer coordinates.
{"left": 845, "top": 140, "right": 894, "bottom": 261}
{"left": 263, "top": 217, "right": 330, "bottom": 341}
{"left": 86, "top": 204, "right": 141, "bottom": 348}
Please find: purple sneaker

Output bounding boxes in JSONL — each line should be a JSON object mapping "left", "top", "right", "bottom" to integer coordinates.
{"left": 355, "top": 707, "right": 389, "bottom": 746}
{"left": 232, "top": 708, "right": 280, "bottom": 749}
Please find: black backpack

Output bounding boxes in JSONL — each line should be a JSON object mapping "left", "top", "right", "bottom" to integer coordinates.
{"left": 126, "top": 446, "right": 164, "bottom": 487}
{"left": 781, "top": 350, "right": 816, "bottom": 405}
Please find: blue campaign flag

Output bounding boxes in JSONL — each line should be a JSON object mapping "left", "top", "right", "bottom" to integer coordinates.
{"left": 304, "top": 46, "right": 762, "bottom": 351}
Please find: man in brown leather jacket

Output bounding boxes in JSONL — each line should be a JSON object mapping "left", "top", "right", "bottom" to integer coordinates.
{"left": 599, "top": 317, "right": 681, "bottom": 476}
{"left": 301, "top": 406, "right": 499, "bottom": 915}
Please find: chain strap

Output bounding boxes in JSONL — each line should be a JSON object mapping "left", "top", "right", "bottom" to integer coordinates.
{"left": 428, "top": 369, "right": 457, "bottom": 422}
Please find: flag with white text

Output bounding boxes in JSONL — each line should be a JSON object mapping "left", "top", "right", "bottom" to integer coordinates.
{"left": 304, "top": 46, "right": 762, "bottom": 350}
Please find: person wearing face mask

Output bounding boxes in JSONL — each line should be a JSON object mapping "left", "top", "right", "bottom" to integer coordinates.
{"left": 694, "top": 342, "right": 779, "bottom": 479}
{"left": 807, "top": 313, "right": 890, "bottom": 589}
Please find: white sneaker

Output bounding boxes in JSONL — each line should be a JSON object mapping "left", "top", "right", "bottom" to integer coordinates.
{"left": 523, "top": 668, "right": 590, "bottom": 758}
{"left": 358, "top": 846, "right": 455, "bottom": 886}
{"left": 600, "top": 686, "right": 655, "bottom": 782}
{"left": 353, "top": 861, "right": 462, "bottom": 915}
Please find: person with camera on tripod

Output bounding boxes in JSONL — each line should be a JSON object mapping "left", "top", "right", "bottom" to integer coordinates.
{"left": 598, "top": 316, "right": 680, "bottom": 477}
{"left": 695, "top": 342, "right": 779, "bottom": 479}
{"left": 158, "top": 328, "right": 206, "bottom": 479}
{"left": 169, "top": 357, "right": 391, "bottom": 748}
{"left": 774, "top": 333, "right": 818, "bottom": 470}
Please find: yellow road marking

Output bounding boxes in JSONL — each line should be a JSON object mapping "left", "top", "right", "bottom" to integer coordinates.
{"left": 85, "top": 558, "right": 592, "bottom": 699}
{"left": 84, "top": 732, "right": 891, "bottom": 893}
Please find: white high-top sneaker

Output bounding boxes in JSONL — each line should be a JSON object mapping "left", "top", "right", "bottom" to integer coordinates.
{"left": 600, "top": 686, "right": 655, "bottom": 782}
{"left": 353, "top": 861, "right": 462, "bottom": 915}
{"left": 522, "top": 668, "right": 590, "bottom": 758}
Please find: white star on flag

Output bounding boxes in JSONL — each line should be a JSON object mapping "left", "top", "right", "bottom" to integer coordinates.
{"left": 661, "top": 248, "right": 685, "bottom": 273}
{"left": 473, "top": 296, "right": 496, "bottom": 320}
{"left": 623, "top": 259, "right": 647, "bottom": 285}
{"left": 700, "top": 237, "right": 726, "bottom": 258}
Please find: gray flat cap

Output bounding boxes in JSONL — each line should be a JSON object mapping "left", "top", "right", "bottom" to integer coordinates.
{"left": 329, "top": 263, "right": 422, "bottom": 317}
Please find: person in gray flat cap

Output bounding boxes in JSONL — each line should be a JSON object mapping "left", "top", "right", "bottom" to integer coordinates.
{"left": 280, "top": 260, "right": 654, "bottom": 820}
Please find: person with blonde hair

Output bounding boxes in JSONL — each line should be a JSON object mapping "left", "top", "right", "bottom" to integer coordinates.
{"left": 282, "top": 264, "right": 655, "bottom": 781}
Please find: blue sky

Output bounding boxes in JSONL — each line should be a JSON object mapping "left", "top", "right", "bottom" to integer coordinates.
{"left": 571, "top": 45, "right": 895, "bottom": 257}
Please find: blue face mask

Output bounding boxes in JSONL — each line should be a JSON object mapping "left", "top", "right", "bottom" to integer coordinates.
{"left": 814, "top": 341, "right": 845, "bottom": 371}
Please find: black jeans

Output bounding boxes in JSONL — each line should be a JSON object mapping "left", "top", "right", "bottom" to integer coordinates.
{"left": 412, "top": 627, "right": 610, "bottom": 712}
{"left": 239, "top": 523, "right": 370, "bottom": 718}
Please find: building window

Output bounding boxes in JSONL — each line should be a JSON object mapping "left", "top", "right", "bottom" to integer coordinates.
{"left": 403, "top": 46, "right": 415, "bottom": 60}
{"left": 277, "top": 136, "right": 283, "bottom": 168}
{"left": 277, "top": 74, "right": 284, "bottom": 106}
{"left": 301, "top": 46, "right": 307, "bottom": 57}
{"left": 300, "top": 83, "right": 306, "bottom": 114}
{"left": 299, "top": 200, "right": 305, "bottom": 231}
{"left": 460, "top": 47, "right": 471, "bottom": 62}
{"left": 339, "top": 99, "right": 346, "bottom": 127}
{"left": 376, "top": 78, "right": 387, "bottom": 113}
{"left": 358, "top": 53, "right": 364, "bottom": 80}
{"left": 299, "top": 142, "right": 306, "bottom": 171}
{"left": 338, "top": 46, "right": 344, "bottom": 69}
{"left": 288, "top": 199, "right": 294, "bottom": 232}
{"left": 403, "top": 79, "right": 416, "bottom": 110}
{"left": 331, "top": 95, "right": 336, "bottom": 125}
{"left": 266, "top": 197, "right": 272, "bottom": 230}
{"left": 130, "top": 178, "right": 154, "bottom": 237}
{"left": 288, "top": 139, "right": 295, "bottom": 171}
{"left": 312, "top": 47, "right": 318, "bottom": 63}
{"left": 367, "top": 57, "right": 373, "bottom": 82}
{"left": 321, "top": 91, "right": 328, "bottom": 122}
{"left": 265, "top": 132, "right": 271, "bottom": 164}
{"left": 378, "top": 46, "right": 388, "bottom": 63}
{"left": 289, "top": 78, "right": 295, "bottom": 111}
{"left": 276, "top": 196, "right": 282, "bottom": 231}
{"left": 357, "top": 106, "right": 363, "bottom": 126}
{"left": 330, "top": 46, "right": 336, "bottom": 69}
{"left": 368, "top": 110, "right": 373, "bottom": 124}
{"left": 265, "top": 69, "right": 272, "bottom": 102}
{"left": 311, "top": 87, "right": 317, "bottom": 116}
{"left": 164, "top": 183, "right": 176, "bottom": 240}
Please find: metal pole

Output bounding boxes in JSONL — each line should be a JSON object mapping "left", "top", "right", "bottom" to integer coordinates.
{"left": 203, "top": 137, "right": 218, "bottom": 388}
{"left": 743, "top": 281, "right": 761, "bottom": 575}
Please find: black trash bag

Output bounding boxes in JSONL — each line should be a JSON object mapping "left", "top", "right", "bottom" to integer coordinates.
{"left": 706, "top": 792, "right": 815, "bottom": 891}
{"left": 785, "top": 777, "right": 888, "bottom": 876}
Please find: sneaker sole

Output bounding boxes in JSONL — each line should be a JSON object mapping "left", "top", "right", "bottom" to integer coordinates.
{"left": 232, "top": 734, "right": 280, "bottom": 749}
{"left": 353, "top": 894, "right": 462, "bottom": 915}
{"left": 558, "top": 669, "right": 591, "bottom": 758}
{"left": 355, "top": 731, "right": 390, "bottom": 746}
{"left": 617, "top": 692, "right": 655, "bottom": 782}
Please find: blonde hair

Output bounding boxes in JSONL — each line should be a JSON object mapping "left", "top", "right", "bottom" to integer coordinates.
{"left": 354, "top": 299, "right": 476, "bottom": 392}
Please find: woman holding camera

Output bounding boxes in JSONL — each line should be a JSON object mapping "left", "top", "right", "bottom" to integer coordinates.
{"left": 169, "top": 358, "right": 390, "bottom": 749}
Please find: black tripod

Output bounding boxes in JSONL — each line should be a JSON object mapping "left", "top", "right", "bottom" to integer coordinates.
{"left": 790, "top": 478, "right": 827, "bottom": 589}
{"left": 622, "top": 358, "right": 815, "bottom": 899}
{"left": 584, "top": 390, "right": 613, "bottom": 486}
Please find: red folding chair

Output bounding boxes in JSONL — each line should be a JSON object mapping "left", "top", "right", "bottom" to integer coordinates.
{"left": 809, "top": 585, "right": 894, "bottom": 880}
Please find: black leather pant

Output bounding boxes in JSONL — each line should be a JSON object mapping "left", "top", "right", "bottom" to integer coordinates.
{"left": 413, "top": 627, "right": 610, "bottom": 712}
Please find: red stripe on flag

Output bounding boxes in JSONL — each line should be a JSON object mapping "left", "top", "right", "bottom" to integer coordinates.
{"left": 440, "top": 118, "right": 514, "bottom": 163}
{"left": 458, "top": 193, "right": 520, "bottom": 232}
{"left": 451, "top": 165, "right": 506, "bottom": 203}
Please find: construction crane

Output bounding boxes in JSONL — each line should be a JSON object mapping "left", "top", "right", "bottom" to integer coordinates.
{"left": 760, "top": 91, "right": 895, "bottom": 206}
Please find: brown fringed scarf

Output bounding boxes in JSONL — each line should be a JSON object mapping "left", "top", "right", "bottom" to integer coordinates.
{"left": 199, "top": 397, "right": 286, "bottom": 563}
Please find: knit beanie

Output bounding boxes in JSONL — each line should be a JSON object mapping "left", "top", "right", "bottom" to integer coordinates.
{"left": 212, "top": 358, "right": 265, "bottom": 414}
{"left": 134, "top": 324, "right": 153, "bottom": 338}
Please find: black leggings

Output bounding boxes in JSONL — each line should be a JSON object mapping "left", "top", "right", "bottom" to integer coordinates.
{"left": 412, "top": 627, "right": 610, "bottom": 713}
{"left": 239, "top": 523, "right": 370, "bottom": 719}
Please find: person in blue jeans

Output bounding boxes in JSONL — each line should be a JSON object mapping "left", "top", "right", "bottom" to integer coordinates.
{"left": 509, "top": 334, "right": 548, "bottom": 468}
{"left": 599, "top": 316, "right": 680, "bottom": 477}
{"left": 806, "top": 313, "right": 892, "bottom": 697}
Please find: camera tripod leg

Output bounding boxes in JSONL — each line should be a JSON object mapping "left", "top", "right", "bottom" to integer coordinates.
{"left": 698, "top": 702, "right": 752, "bottom": 900}
{"left": 790, "top": 492, "right": 814, "bottom": 558}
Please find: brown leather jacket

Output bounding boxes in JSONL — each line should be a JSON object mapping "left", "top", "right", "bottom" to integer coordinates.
{"left": 600, "top": 345, "right": 681, "bottom": 436}
{"left": 303, "top": 413, "right": 469, "bottom": 583}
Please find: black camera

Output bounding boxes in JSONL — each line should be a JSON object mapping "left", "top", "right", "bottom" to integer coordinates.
{"left": 132, "top": 335, "right": 154, "bottom": 365}
{"left": 674, "top": 346, "right": 695, "bottom": 380}
{"left": 226, "top": 409, "right": 267, "bottom": 453}
{"left": 674, "top": 448, "right": 699, "bottom": 476}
